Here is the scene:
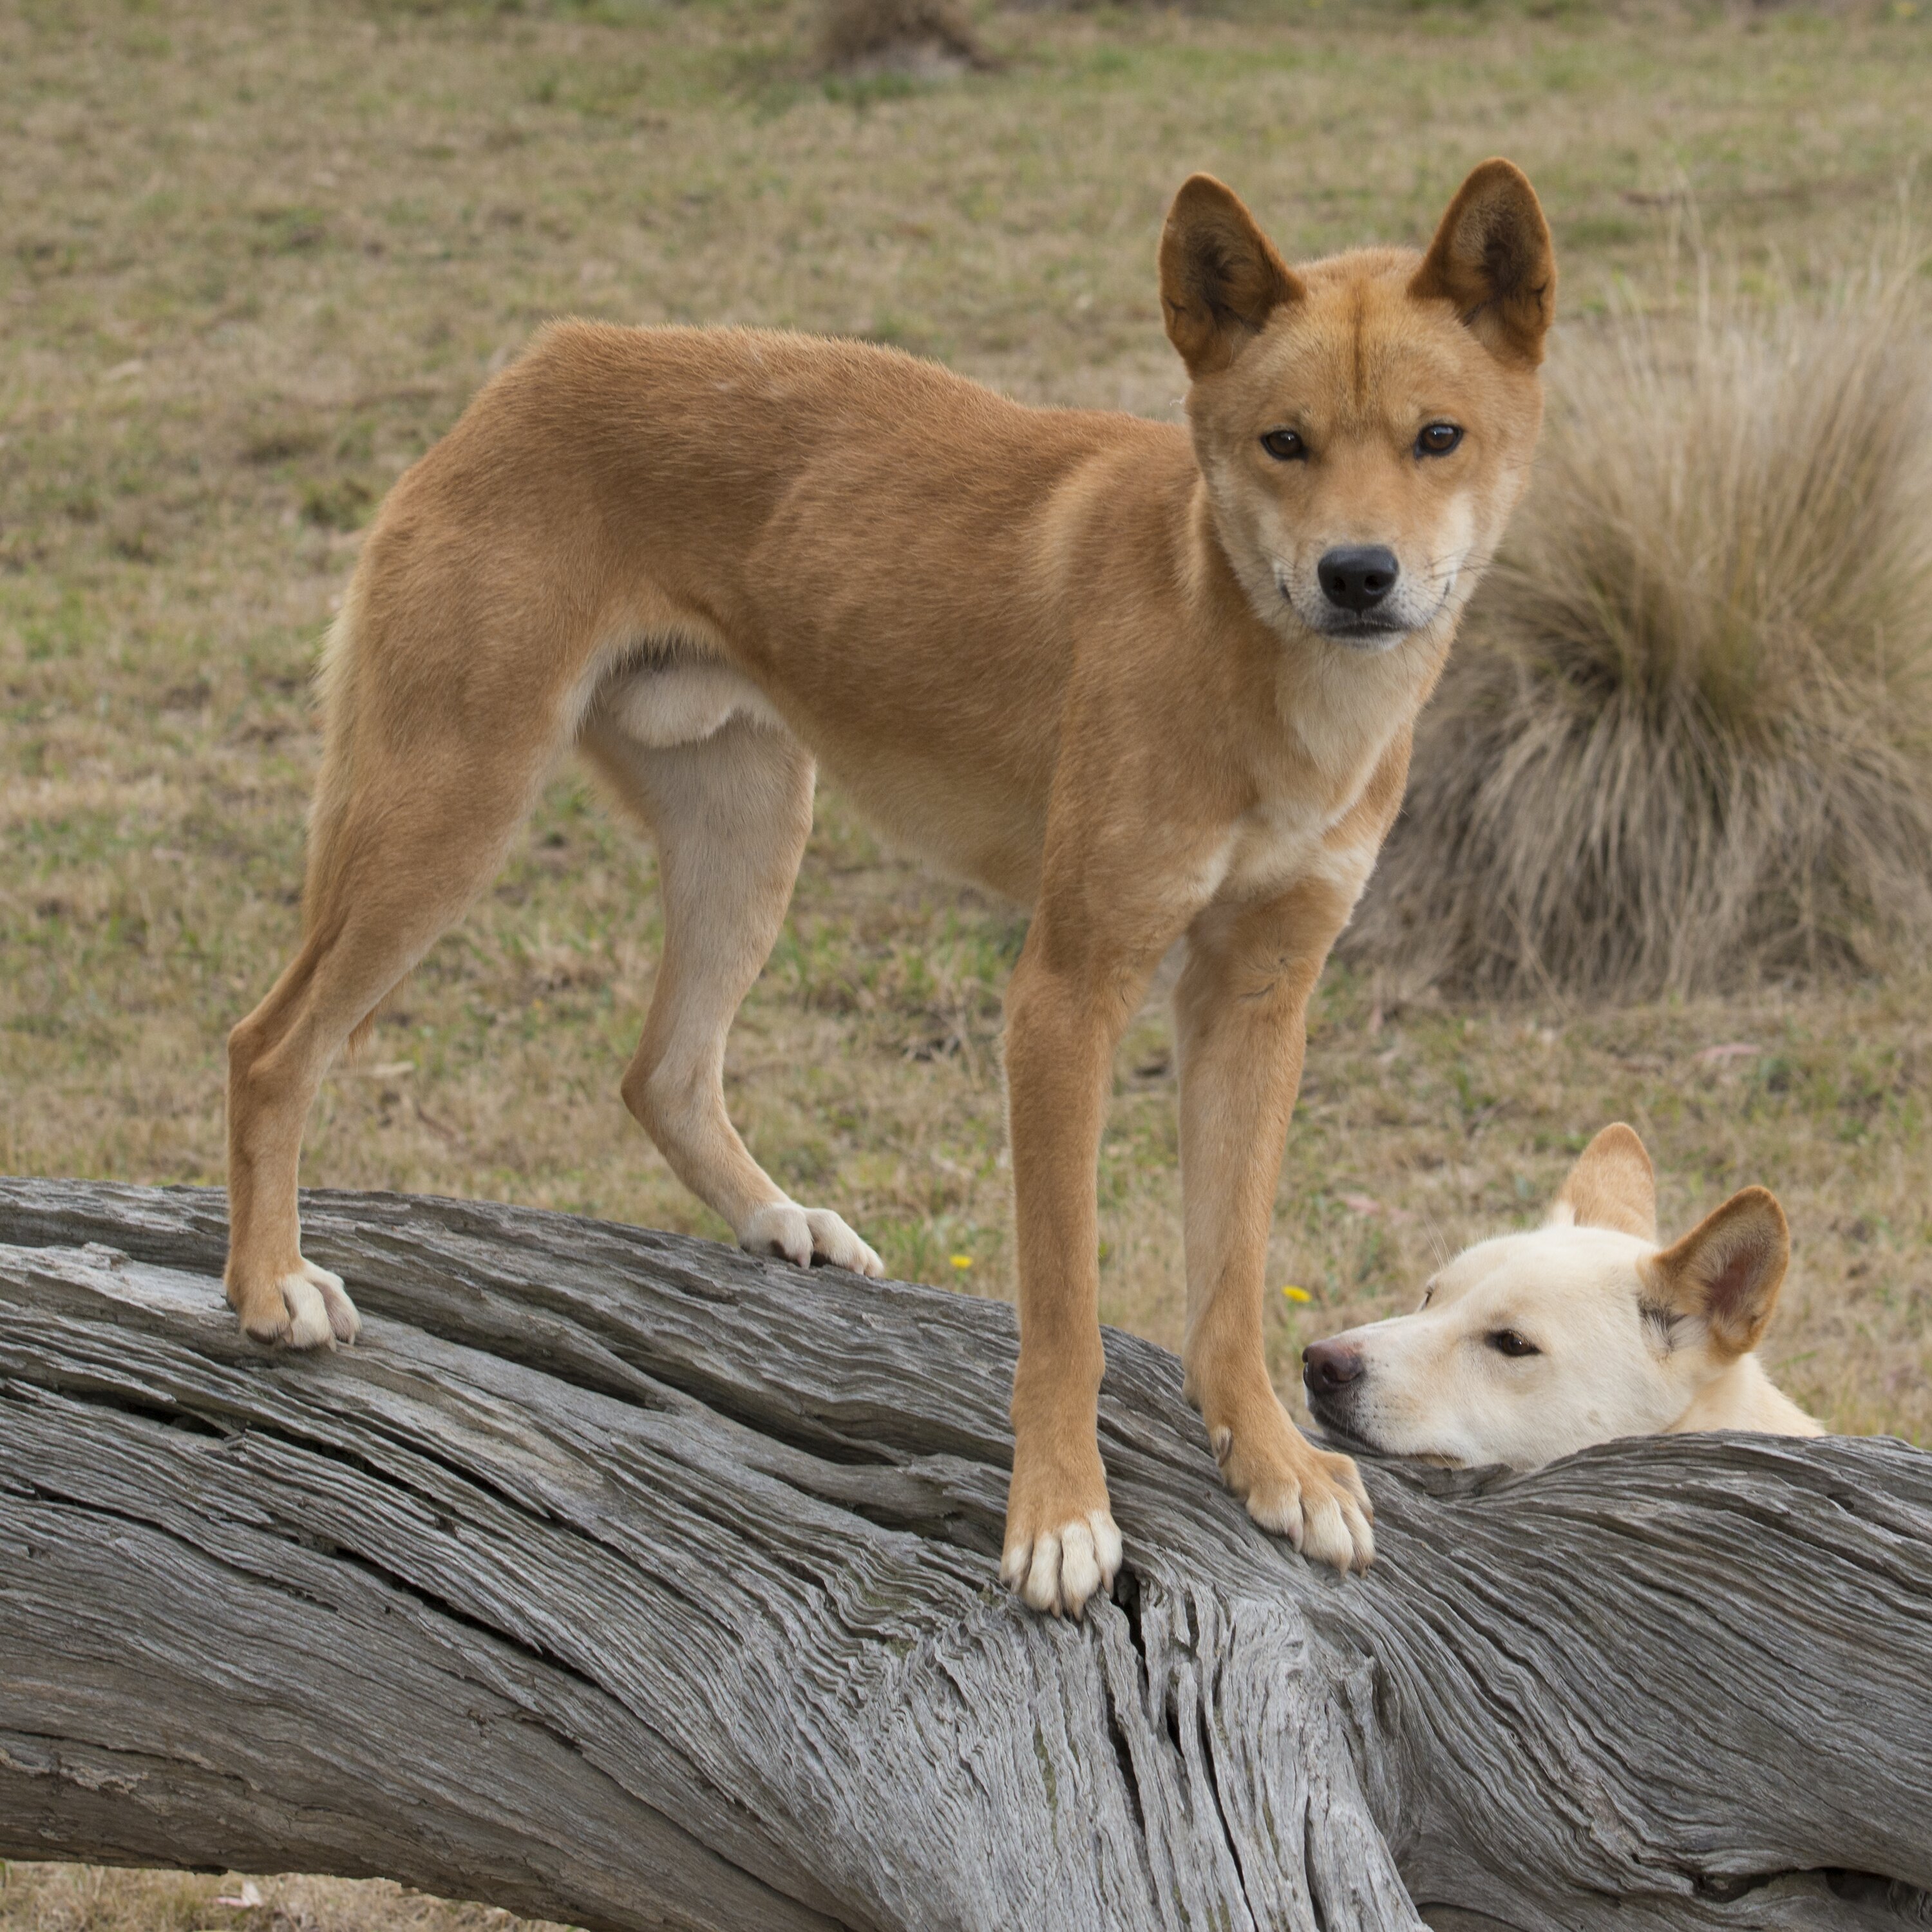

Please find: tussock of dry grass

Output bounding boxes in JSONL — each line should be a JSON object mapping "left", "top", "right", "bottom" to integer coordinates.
{"left": 1352, "top": 260, "right": 1932, "bottom": 1000}
{"left": 815, "top": 0, "right": 994, "bottom": 75}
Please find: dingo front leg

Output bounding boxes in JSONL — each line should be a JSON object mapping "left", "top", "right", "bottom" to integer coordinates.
{"left": 1000, "top": 1342, "right": 1122, "bottom": 1619}
{"left": 996, "top": 938, "right": 1160, "bottom": 1616}
{"left": 1173, "top": 885, "right": 1374, "bottom": 1573}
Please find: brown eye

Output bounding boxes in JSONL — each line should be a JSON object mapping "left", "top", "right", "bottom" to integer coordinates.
{"left": 1260, "top": 429, "right": 1306, "bottom": 462}
{"left": 1488, "top": 1329, "right": 1540, "bottom": 1358}
{"left": 1416, "top": 422, "right": 1463, "bottom": 457}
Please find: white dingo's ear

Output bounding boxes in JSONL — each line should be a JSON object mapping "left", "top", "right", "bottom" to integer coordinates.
{"left": 1642, "top": 1188, "right": 1790, "bottom": 1359}
{"left": 1409, "top": 158, "right": 1556, "bottom": 367}
{"left": 1551, "top": 1122, "right": 1656, "bottom": 1240}
{"left": 1159, "top": 175, "right": 1303, "bottom": 379}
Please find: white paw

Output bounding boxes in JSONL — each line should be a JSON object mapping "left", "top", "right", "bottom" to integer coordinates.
{"left": 1213, "top": 1426, "right": 1375, "bottom": 1574}
{"left": 739, "top": 1201, "right": 884, "bottom": 1278}
{"left": 999, "top": 1509, "right": 1122, "bottom": 1618}
{"left": 801, "top": 1208, "right": 884, "bottom": 1277}
{"left": 305, "top": 1260, "right": 361, "bottom": 1345}
{"left": 1298, "top": 1488, "right": 1374, "bottom": 1572}
{"left": 279, "top": 1262, "right": 359, "bottom": 1350}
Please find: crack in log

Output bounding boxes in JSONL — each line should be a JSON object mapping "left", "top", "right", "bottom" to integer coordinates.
{"left": 1303, "top": 1801, "right": 1333, "bottom": 1932}
{"left": 1826, "top": 1871, "right": 1932, "bottom": 1922}
{"left": 1106, "top": 1569, "right": 1151, "bottom": 1846}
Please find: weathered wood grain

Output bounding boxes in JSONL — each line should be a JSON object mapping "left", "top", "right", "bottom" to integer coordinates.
{"left": 1, "top": 1178, "right": 1927, "bottom": 1931}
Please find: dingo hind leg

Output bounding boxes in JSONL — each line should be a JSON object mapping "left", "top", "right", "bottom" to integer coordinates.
{"left": 225, "top": 599, "right": 580, "bottom": 1347}
{"left": 582, "top": 706, "right": 884, "bottom": 1278}
{"left": 1173, "top": 880, "right": 1374, "bottom": 1572}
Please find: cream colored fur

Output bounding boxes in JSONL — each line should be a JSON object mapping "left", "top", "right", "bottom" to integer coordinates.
{"left": 1303, "top": 1124, "right": 1825, "bottom": 1467}
{"left": 223, "top": 161, "right": 1557, "bottom": 1616}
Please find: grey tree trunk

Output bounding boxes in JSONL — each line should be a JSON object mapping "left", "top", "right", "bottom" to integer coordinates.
{"left": 1, "top": 1179, "right": 1927, "bottom": 1932}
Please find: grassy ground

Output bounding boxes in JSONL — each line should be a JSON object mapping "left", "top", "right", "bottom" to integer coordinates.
{"left": 3, "top": 1, "right": 1929, "bottom": 1924}
{"left": 0, "top": 1867, "right": 562, "bottom": 1932}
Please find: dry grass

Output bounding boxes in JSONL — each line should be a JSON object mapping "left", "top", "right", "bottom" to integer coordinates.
{"left": 816, "top": 0, "right": 994, "bottom": 77}
{"left": 0, "top": 1866, "right": 564, "bottom": 1932}
{"left": 1352, "top": 255, "right": 1932, "bottom": 998}
{"left": 3, "top": 1, "right": 1930, "bottom": 1919}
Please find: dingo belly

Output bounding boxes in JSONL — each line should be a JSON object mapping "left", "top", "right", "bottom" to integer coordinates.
{"left": 594, "top": 654, "right": 788, "bottom": 750}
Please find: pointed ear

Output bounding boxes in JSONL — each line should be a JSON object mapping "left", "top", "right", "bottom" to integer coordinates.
{"left": 1642, "top": 1188, "right": 1790, "bottom": 1358}
{"left": 1408, "top": 158, "right": 1556, "bottom": 366}
{"left": 1550, "top": 1124, "right": 1656, "bottom": 1240}
{"left": 1159, "top": 174, "right": 1304, "bottom": 379}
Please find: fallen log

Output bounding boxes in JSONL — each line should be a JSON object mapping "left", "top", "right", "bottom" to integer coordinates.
{"left": 1, "top": 1178, "right": 1927, "bottom": 1931}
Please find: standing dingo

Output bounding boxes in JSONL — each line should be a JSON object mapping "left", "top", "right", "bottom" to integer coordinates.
{"left": 225, "top": 161, "right": 1555, "bottom": 1615}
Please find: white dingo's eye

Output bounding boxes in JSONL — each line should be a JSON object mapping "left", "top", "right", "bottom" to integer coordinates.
{"left": 1419, "top": 1282, "right": 1435, "bottom": 1309}
{"left": 1488, "top": 1327, "right": 1540, "bottom": 1358}
{"left": 1416, "top": 422, "right": 1463, "bottom": 457}
{"left": 1260, "top": 428, "right": 1306, "bottom": 462}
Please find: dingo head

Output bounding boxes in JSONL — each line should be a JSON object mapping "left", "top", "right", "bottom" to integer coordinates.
{"left": 1301, "top": 1125, "right": 1795, "bottom": 1468}
{"left": 1160, "top": 160, "right": 1554, "bottom": 652}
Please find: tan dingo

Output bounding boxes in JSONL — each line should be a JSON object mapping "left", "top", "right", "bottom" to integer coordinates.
{"left": 225, "top": 160, "right": 1556, "bottom": 1615}
{"left": 1303, "top": 1124, "right": 1824, "bottom": 1466}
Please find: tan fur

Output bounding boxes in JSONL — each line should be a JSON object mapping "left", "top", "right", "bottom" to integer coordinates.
{"left": 1303, "top": 1125, "right": 1826, "bottom": 1468}
{"left": 224, "top": 162, "right": 1555, "bottom": 1614}
{"left": 1551, "top": 1119, "right": 1656, "bottom": 1240}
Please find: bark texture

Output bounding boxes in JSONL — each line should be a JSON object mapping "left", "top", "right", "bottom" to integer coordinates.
{"left": 1, "top": 1178, "right": 1928, "bottom": 1932}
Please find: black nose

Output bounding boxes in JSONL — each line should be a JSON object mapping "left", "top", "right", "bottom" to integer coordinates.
{"left": 1317, "top": 545, "right": 1400, "bottom": 614}
{"left": 1302, "top": 1340, "right": 1365, "bottom": 1397}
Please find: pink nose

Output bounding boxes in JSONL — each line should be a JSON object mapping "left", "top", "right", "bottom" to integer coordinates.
{"left": 1302, "top": 1339, "right": 1365, "bottom": 1398}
